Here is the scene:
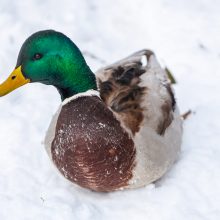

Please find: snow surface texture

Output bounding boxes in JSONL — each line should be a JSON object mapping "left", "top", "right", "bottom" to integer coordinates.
{"left": 0, "top": 0, "right": 220, "bottom": 219}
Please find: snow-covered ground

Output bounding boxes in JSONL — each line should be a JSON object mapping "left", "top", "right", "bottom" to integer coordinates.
{"left": 0, "top": 0, "right": 220, "bottom": 219}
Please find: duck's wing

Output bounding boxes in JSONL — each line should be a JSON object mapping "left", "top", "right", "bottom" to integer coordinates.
{"left": 96, "top": 50, "right": 177, "bottom": 136}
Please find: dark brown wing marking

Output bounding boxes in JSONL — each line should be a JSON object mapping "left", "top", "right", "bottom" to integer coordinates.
{"left": 157, "top": 84, "right": 176, "bottom": 135}
{"left": 97, "top": 49, "right": 176, "bottom": 136}
{"left": 98, "top": 67, "right": 146, "bottom": 135}
{"left": 98, "top": 50, "right": 154, "bottom": 135}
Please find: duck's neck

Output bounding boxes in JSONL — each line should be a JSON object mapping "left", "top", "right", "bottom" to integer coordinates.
{"left": 56, "top": 66, "right": 97, "bottom": 101}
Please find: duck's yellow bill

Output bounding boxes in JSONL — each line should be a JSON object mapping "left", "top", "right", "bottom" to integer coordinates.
{"left": 0, "top": 66, "right": 30, "bottom": 97}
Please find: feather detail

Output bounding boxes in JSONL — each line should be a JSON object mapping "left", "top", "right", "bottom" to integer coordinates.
{"left": 96, "top": 49, "right": 176, "bottom": 136}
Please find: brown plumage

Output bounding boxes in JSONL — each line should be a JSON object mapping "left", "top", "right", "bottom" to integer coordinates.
{"left": 51, "top": 96, "right": 136, "bottom": 192}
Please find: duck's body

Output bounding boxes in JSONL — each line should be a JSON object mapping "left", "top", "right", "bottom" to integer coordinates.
{"left": 45, "top": 50, "right": 182, "bottom": 191}
{"left": 0, "top": 30, "right": 182, "bottom": 192}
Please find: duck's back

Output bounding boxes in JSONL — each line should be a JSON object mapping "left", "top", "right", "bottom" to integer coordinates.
{"left": 97, "top": 50, "right": 177, "bottom": 136}
{"left": 97, "top": 50, "right": 183, "bottom": 188}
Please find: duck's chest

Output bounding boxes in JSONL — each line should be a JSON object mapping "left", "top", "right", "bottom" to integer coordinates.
{"left": 45, "top": 94, "right": 135, "bottom": 191}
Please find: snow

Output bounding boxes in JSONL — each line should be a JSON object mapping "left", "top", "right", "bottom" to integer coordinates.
{"left": 0, "top": 0, "right": 220, "bottom": 219}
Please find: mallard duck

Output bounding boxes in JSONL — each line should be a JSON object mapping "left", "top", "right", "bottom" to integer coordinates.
{"left": 0, "top": 30, "right": 182, "bottom": 192}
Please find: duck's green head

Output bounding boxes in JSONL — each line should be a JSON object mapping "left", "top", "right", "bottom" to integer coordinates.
{"left": 0, "top": 30, "right": 97, "bottom": 100}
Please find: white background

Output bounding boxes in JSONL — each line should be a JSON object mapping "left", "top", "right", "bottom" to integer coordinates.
{"left": 0, "top": 0, "right": 219, "bottom": 219}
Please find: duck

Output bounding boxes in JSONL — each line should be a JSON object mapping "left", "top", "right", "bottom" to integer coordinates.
{"left": 0, "top": 30, "right": 182, "bottom": 192}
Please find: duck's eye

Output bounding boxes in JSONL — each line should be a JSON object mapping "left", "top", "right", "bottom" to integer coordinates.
{"left": 33, "top": 53, "right": 43, "bottom": 60}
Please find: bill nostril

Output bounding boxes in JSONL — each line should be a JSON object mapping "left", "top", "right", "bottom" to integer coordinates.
{"left": 11, "top": 76, "right": 16, "bottom": 80}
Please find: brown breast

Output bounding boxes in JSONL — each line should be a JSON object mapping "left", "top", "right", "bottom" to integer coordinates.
{"left": 51, "top": 95, "right": 136, "bottom": 192}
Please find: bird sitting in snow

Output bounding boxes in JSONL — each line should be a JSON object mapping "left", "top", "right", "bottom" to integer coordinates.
{"left": 0, "top": 30, "right": 182, "bottom": 192}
